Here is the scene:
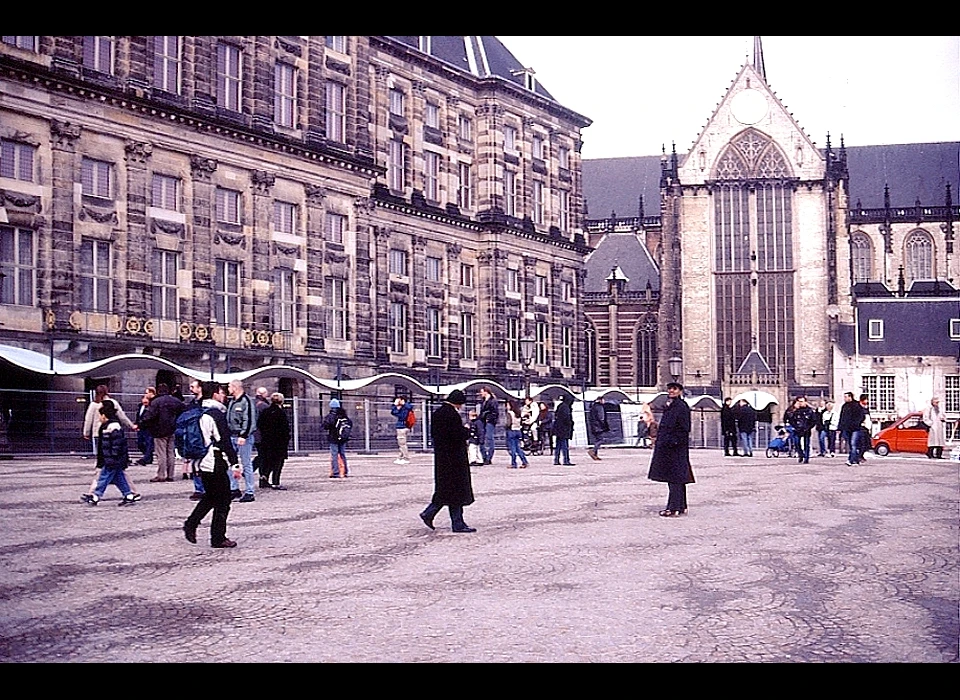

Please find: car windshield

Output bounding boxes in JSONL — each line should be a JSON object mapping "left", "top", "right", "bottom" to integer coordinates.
{"left": 900, "top": 416, "right": 927, "bottom": 430}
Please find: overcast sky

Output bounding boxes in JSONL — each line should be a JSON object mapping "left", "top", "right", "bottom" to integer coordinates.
{"left": 498, "top": 36, "right": 960, "bottom": 161}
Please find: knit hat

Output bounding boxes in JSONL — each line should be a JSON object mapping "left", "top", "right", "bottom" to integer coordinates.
{"left": 446, "top": 389, "right": 467, "bottom": 405}
{"left": 330, "top": 399, "right": 341, "bottom": 409}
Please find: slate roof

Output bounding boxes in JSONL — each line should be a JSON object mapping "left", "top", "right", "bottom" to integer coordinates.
{"left": 855, "top": 297, "right": 960, "bottom": 356}
{"left": 387, "top": 36, "right": 557, "bottom": 101}
{"left": 845, "top": 142, "right": 959, "bottom": 209}
{"left": 583, "top": 143, "right": 960, "bottom": 218}
{"left": 583, "top": 231, "right": 659, "bottom": 294}
{"left": 582, "top": 156, "right": 663, "bottom": 221}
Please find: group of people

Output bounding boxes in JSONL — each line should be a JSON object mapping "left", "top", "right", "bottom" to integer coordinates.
{"left": 719, "top": 397, "right": 759, "bottom": 457}
{"left": 468, "top": 386, "right": 576, "bottom": 468}
{"left": 80, "top": 379, "right": 293, "bottom": 548}
{"left": 82, "top": 378, "right": 951, "bottom": 545}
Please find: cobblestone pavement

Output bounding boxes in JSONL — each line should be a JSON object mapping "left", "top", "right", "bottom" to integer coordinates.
{"left": 0, "top": 445, "right": 957, "bottom": 663}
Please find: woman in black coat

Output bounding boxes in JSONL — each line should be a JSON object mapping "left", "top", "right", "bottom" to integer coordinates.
{"left": 647, "top": 382, "right": 695, "bottom": 517}
{"left": 257, "top": 393, "right": 290, "bottom": 490}
{"left": 419, "top": 390, "right": 476, "bottom": 533}
{"left": 552, "top": 395, "right": 575, "bottom": 466}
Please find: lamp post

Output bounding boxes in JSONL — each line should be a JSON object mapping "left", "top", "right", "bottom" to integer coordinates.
{"left": 667, "top": 355, "right": 683, "bottom": 383}
{"left": 519, "top": 334, "right": 536, "bottom": 398}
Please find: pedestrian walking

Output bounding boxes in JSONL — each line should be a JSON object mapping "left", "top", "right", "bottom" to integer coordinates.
{"left": 477, "top": 386, "right": 499, "bottom": 465}
{"left": 134, "top": 388, "right": 156, "bottom": 466}
{"left": 391, "top": 395, "right": 413, "bottom": 465}
{"left": 142, "top": 383, "right": 185, "bottom": 482}
{"left": 82, "top": 385, "right": 139, "bottom": 500}
{"left": 183, "top": 378, "right": 205, "bottom": 498}
{"left": 504, "top": 398, "right": 529, "bottom": 468}
{"left": 252, "top": 386, "right": 270, "bottom": 475}
{"left": 321, "top": 398, "right": 352, "bottom": 478}
{"left": 647, "top": 382, "right": 694, "bottom": 517}
{"left": 836, "top": 391, "right": 865, "bottom": 466}
{"left": 467, "top": 409, "right": 485, "bottom": 466}
{"left": 81, "top": 400, "right": 140, "bottom": 506}
{"left": 820, "top": 400, "right": 837, "bottom": 457}
{"left": 586, "top": 400, "right": 609, "bottom": 461}
{"left": 82, "top": 384, "right": 136, "bottom": 456}
{"left": 419, "top": 389, "right": 476, "bottom": 533}
{"left": 923, "top": 397, "right": 946, "bottom": 459}
{"left": 553, "top": 394, "right": 575, "bottom": 466}
{"left": 538, "top": 401, "right": 554, "bottom": 455}
{"left": 182, "top": 382, "right": 240, "bottom": 549}
{"left": 720, "top": 397, "right": 739, "bottom": 456}
{"left": 734, "top": 399, "right": 757, "bottom": 456}
{"left": 257, "top": 392, "right": 291, "bottom": 489}
{"left": 787, "top": 396, "right": 816, "bottom": 464}
{"left": 226, "top": 380, "right": 257, "bottom": 502}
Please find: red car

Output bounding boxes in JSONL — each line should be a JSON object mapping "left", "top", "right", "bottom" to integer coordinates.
{"left": 872, "top": 412, "right": 930, "bottom": 456}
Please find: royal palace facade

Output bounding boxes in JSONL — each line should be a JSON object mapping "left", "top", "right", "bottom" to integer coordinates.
{"left": 0, "top": 36, "right": 592, "bottom": 399}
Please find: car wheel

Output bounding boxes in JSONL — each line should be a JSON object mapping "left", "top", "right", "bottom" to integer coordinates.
{"left": 875, "top": 443, "right": 889, "bottom": 457}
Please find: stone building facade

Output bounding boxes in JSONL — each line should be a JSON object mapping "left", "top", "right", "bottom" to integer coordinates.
{"left": 0, "top": 36, "right": 591, "bottom": 400}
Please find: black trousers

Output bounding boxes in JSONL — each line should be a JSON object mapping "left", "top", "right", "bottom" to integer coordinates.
{"left": 421, "top": 501, "right": 467, "bottom": 529}
{"left": 723, "top": 432, "right": 739, "bottom": 455}
{"left": 185, "top": 461, "right": 232, "bottom": 545}
{"left": 666, "top": 482, "right": 688, "bottom": 512}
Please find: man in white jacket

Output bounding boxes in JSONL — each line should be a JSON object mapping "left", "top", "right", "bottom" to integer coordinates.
{"left": 183, "top": 382, "right": 241, "bottom": 548}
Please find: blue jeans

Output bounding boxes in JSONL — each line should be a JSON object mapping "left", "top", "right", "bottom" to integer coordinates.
{"left": 481, "top": 423, "right": 496, "bottom": 464}
{"left": 818, "top": 429, "right": 827, "bottom": 456}
{"left": 843, "top": 430, "right": 862, "bottom": 464}
{"left": 93, "top": 466, "right": 133, "bottom": 499}
{"left": 229, "top": 437, "right": 255, "bottom": 494}
{"left": 554, "top": 437, "right": 571, "bottom": 464}
{"left": 738, "top": 431, "right": 754, "bottom": 456}
{"left": 505, "top": 429, "right": 528, "bottom": 467}
{"left": 329, "top": 442, "right": 348, "bottom": 476}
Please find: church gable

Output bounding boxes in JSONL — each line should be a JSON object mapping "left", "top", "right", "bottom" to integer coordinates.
{"left": 678, "top": 63, "right": 824, "bottom": 186}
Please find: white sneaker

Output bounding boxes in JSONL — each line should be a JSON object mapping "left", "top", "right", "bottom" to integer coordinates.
{"left": 398, "top": 459, "right": 410, "bottom": 465}
{"left": 394, "top": 459, "right": 402, "bottom": 464}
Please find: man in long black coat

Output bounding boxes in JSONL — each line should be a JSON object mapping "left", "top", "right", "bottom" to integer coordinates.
{"left": 647, "top": 382, "right": 695, "bottom": 517}
{"left": 419, "top": 389, "right": 476, "bottom": 533}
{"left": 720, "top": 397, "right": 739, "bottom": 456}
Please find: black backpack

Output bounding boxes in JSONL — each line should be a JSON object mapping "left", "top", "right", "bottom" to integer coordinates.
{"left": 335, "top": 415, "right": 353, "bottom": 443}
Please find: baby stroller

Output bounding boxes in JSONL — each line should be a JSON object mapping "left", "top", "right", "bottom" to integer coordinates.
{"left": 766, "top": 424, "right": 796, "bottom": 458}
{"left": 521, "top": 422, "right": 543, "bottom": 456}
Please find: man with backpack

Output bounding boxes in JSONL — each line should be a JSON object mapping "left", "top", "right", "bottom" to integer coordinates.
{"left": 391, "top": 396, "right": 414, "bottom": 465}
{"left": 183, "top": 382, "right": 241, "bottom": 549}
{"left": 321, "top": 398, "right": 352, "bottom": 478}
{"left": 226, "top": 380, "right": 257, "bottom": 502}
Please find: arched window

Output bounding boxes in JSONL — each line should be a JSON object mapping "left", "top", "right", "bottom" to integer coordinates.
{"left": 850, "top": 232, "right": 873, "bottom": 282}
{"left": 712, "top": 128, "right": 795, "bottom": 380}
{"left": 636, "top": 316, "right": 658, "bottom": 387}
{"left": 904, "top": 230, "right": 934, "bottom": 282}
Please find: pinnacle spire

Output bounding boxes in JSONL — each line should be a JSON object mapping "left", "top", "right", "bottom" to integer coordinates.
{"left": 753, "top": 36, "right": 766, "bottom": 82}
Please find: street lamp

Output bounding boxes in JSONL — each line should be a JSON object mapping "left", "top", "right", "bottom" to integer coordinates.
{"left": 667, "top": 355, "right": 683, "bottom": 382}
{"left": 519, "top": 334, "right": 536, "bottom": 398}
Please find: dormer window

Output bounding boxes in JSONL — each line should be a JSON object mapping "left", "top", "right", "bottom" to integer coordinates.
{"left": 511, "top": 66, "right": 537, "bottom": 92}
